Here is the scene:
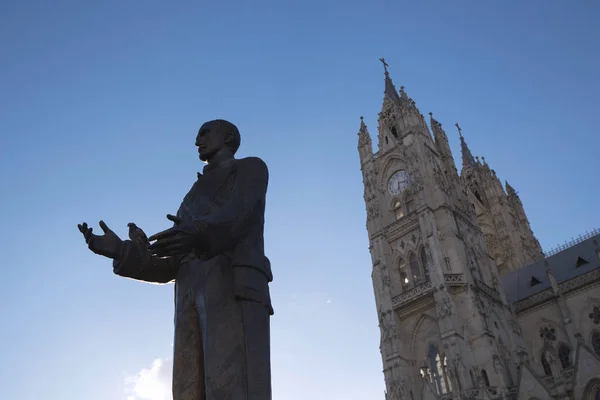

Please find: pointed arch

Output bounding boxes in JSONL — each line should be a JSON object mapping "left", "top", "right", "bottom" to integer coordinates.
{"left": 558, "top": 343, "right": 572, "bottom": 369}
{"left": 582, "top": 379, "right": 600, "bottom": 400}
{"left": 398, "top": 257, "right": 409, "bottom": 289}
{"left": 481, "top": 369, "right": 490, "bottom": 386}
{"left": 409, "top": 251, "right": 422, "bottom": 283}
{"left": 377, "top": 155, "right": 408, "bottom": 188}
{"left": 592, "top": 330, "right": 600, "bottom": 358}
{"left": 541, "top": 348, "right": 554, "bottom": 376}
{"left": 428, "top": 344, "right": 450, "bottom": 395}
{"left": 409, "top": 313, "right": 439, "bottom": 358}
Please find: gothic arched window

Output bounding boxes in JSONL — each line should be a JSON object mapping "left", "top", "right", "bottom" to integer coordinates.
{"left": 592, "top": 331, "right": 600, "bottom": 358}
{"left": 420, "top": 247, "right": 430, "bottom": 281}
{"left": 428, "top": 344, "right": 449, "bottom": 394}
{"left": 391, "top": 126, "right": 398, "bottom": 138}
{"left": 558, "top": 343, "right": 571, "bottom": 369}
{"left": 393, "top": 200, "right": 404, "bottom": 220}
{"left": 481, "top": 369, "right": 490, "bottom": 386}
{"left": 398, "top": 258, "right": 409, "bottom": 289}
{"left": 541, "top": 351, "right": 553, "bottom": 376}
{"left": 409, "top": 252, "right": 422, "bottom": 283}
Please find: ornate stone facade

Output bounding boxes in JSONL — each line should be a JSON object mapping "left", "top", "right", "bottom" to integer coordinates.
{"left": 357, "top": 60, "right": 600, "bottom": 400}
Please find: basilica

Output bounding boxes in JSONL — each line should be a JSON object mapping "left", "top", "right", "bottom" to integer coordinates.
{"left": 357, "top": 60, "right": 600, "bottom": 400}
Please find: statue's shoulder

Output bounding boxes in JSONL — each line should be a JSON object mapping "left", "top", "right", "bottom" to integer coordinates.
{"left": 234, "top": 157, "right": 268, "bottom": 174}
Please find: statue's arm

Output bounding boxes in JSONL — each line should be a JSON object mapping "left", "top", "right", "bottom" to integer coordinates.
{"left": 113, "top": 240, "right": 179, "bottom": 284}
{"left": 195, "top": 157, "right": 268, "bottom": 256}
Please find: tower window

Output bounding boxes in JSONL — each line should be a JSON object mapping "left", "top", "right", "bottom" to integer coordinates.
{"left": 541, "top": 351, "right": 553, "bottom": 376}
{"left": 428, "top": 344, "right": 449, "bottom": 394}
{"left": 592, "top": 331, "right": 600, "bottom": 358}
{"left": 399, "top": 258, "right": 409, "bottom": 289}
{"left": 481, "top": 369, "right": 490, "bottom": 386}
{"left": 385, "top": 136, "right": 389, "bottom": 144}
{"left": 444, "top": 257, "right": 452, "bottom": 271}
{"left": 410, "top": 252, "right": 422, "bottom": 283}
{"left": 391, "top": 126, "right": 398, "bottom": 138}
{"left": 558, "top": 344, "right": 571, "bottom": 369}
{"left": 393, "top": 201, "right": 404, "bottom": 220}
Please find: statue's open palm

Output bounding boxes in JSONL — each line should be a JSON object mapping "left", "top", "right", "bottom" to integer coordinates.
{"left": 77, "top": 221, "right": 123, "bottom": 259}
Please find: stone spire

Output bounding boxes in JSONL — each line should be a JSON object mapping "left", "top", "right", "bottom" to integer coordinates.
{"left": 357, "top": 116, "right": 373, "bottom": 164}
{"left": 379, "top": 57, "right": 401, "bottom": 103}
{"left": 456, "top": 123, "right": 477, "bottom": 170}
{"left": 505, "top": 181, "right": 518, "bottom": 197}
{"left": 429, "top": 113, "right": 446, "bottom": 141}
{"left": 358, "top": 116, "right": 372, "bottom": 145}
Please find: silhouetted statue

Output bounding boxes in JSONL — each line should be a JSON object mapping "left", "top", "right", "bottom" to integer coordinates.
{"left": 78, "top": 119, "right": 273, "bottom": 399}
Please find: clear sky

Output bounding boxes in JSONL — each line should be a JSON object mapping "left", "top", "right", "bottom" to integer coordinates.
{"left": 0, "top": 1, "right": 598, "bottom": 399}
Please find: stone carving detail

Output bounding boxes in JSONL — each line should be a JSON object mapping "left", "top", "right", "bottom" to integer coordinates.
{"left": 363, "top": 169, "right": 377, "bottom": 195}
{"left": 472, "top": 294, "right": 490, "bottom": 315}
{"left": 539, "top": 326, "right": 556, "bottom": 342}
{"left": 387, "top": 377, "right": 406, "bottom": 400}
{"left": 492, "top": 354, "right": 503, "bottom": 373}
{"left": 514, "top": 288, "right": 554, "bottom": 313}
{"left": 476, "top": 279, "right": 502, "bottom": 303}
{"left": 359, "top": 129, "right": 372, "bottom": 147}
{"left": 408, "top": 169, "right": 424, "bottom": 194}
{"left": 436, "top": 295, "right": 453, "bottom": 319}
{"left": 379, "top": 310, "right": 397, "bottom": 340}
{"left": 392, "top": 281, "right": 434, "bottom": 309}
{"left": 484, "top": 233, "right": 498, "bottom": 254}
{"left": 363, "top": 168, "right": 381, "bottom": 221}
{"left": 433, "top": 166, "right": 450, "bottom": 194}
{"left": 508, "top": 320, "right": 522, "bottom": 334}
{"left": 589, "top": 305, "right": 600, "bottom": 325}
{"left": 366, "top": 202, "right": 380, "bottom": 221}
{"left": 444, "top": 274, "right": 465, "bottom": 284}
{"left": 558, "top": 268, "right": 600, "bottom": 295}
{"left": 384, "top": 214, "right": 419, "bottom": 241}
{"left": 381, "top": 268, "right": 391, "bottom": 289}
{"left": 542, "top": 374, "right": 555, "bottom": 387}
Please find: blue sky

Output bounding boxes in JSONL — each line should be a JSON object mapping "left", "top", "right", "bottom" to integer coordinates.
{"left": 0, "top": 0, "right": 598, "bottom": 399}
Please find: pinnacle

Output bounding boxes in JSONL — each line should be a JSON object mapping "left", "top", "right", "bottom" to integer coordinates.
{"left": 459, "top": 126, "right": 477, "bottom": 170}
{"left": 505, "top": 181, "right": 517, "bottom": 196}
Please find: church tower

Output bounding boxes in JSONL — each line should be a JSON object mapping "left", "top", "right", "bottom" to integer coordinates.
{"left": 358, "top": 60, "right": 529, "bottom": 400}
{"left": 456, "top": 127, "right": 544, "bottom": 276}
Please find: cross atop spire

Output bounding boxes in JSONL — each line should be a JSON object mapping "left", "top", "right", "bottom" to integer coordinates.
{"left": 379, "top": 57, "right": 400, "bottom": 103}
{"left": 455, "top": 122, "right": 463, "bottom": 138}
{"left": 379, "top": 57, "right": 389, "bottom": 74}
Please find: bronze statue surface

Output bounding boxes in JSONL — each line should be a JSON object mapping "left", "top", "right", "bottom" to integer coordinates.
{"left": 78, "top": 119, "right": 273, "bottom": 399}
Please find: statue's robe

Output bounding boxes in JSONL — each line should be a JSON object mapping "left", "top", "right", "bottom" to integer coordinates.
{"left": 113, "top": 156, "right": 273, "bottom": 400}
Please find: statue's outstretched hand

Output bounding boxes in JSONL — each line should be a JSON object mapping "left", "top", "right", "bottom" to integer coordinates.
{"left": 77, "top": 220, "right": 123, "bottom": 259}
{"left": 148, "top": 214, "right": 200, "bottom": 257}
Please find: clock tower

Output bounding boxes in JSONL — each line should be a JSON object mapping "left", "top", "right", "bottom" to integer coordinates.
{"left": 358, "top": 60, "right": 527, "bottom": 399}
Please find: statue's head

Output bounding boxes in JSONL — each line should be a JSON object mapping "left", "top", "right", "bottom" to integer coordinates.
{"left": 196, "top": 119, "right": 241, "bottom": 162}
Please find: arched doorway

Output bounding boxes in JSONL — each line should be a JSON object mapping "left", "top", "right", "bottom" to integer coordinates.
{"left": 583, "top": 379, "right": 600, "bottom": 400}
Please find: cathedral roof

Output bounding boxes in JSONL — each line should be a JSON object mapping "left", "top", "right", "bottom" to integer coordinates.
{"left": 501, "top": 230, "right": 600, "bottom": 304}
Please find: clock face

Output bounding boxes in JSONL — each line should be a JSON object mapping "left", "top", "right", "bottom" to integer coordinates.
{"left": 387, "top": 170, "right": 410, "bottom": 196}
